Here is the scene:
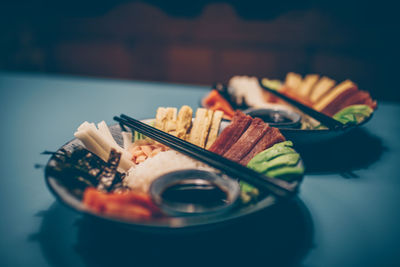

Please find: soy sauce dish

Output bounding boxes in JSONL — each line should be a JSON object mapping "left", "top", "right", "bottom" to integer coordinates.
{"left": 149, "top": 169, "right": 240, "bottom": 216}
{"left": 243, "top": 108, "right": 302, "bottom": 129}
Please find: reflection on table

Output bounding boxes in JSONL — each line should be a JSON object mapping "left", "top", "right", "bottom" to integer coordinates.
{"left": 33, "top": 198, "right": 313, "bottom": 267}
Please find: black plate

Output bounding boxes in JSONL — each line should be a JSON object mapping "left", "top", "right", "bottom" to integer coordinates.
{"left": 279, "top": 112, "right": 373, "bottom": 144}
{"left": 201, "top": 93, "right": 374, "bottom": 144}
{"left": 44, "top": 121, "right": 304, "bottom": 232}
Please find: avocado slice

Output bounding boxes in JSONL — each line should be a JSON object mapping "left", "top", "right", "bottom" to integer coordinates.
{"left": 266, "top": 166, "right": 305, "bottom": 181}
{"left": 248, "top": 153, "right": 300, "bottom": 173}
{"left": 247, "top": 141, "right": 295, "bottom": 167}
{"left": 333, "top": 104, "right": 373, "bottom": 124}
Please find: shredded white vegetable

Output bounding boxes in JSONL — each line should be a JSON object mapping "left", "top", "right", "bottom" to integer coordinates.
{"left": 121, "top": 131, "right": 133, "bottom": 150}
{"left": 74, "top": 121, "right": 134, "bottom": 172}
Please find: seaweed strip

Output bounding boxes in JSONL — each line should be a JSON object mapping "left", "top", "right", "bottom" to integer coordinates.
{"left": 96, "top": 149, "right": 121, "bottom": 192}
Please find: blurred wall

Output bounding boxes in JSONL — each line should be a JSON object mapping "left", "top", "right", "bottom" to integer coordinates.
{"left": 0, "top": 1, "right": 399, "bottom": 101}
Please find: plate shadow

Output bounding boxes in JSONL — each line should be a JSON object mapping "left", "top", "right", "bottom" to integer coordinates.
{"left": 295, "top": 128, "right": 385, "bottom": 177}
{"left": 32, "top": 198, "right": 314, "bottom": 267}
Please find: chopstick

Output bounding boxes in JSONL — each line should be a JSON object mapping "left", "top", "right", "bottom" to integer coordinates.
{"left": 258, "top": 79, "right": 345, "bottom": 130}
{"left": 114, "top": 114, "right": 298, "bottom": 199}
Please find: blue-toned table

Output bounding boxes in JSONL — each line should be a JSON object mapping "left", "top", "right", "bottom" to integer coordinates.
{"left": 0, "top": 72, "right": 399, "bottom": 267}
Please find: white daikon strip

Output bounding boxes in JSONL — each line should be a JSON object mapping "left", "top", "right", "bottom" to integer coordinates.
{"left": 121, "top": 131, "right": 133, "bottom": 150}
{"left": 75, "top": 121, "right": 134, "bottom": 171}
{"left": 75, "top": 129, "right": 132, "bottom": 172}
{"left": 77, "top": 121, "right": 91, "bottom": 132}
{"left": 85, "top": 127, "right": 113, "bottom": 154}
{"left": 74, "top": 130, "right": 109, "bottom": 162}
{"left": 97, "top": 121, "right": 119, "bottom": 147}
{"left": 85, "top": 127, "right": 133, "bottom": 171}
{"left": 117, "top": 154, "right": 134, "bottom": 172}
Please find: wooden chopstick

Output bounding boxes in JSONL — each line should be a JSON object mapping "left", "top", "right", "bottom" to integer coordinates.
{"left": 258, "top": 79, "right": 345, "bottom": 130}
{"left": 114, "top": 114, "right": 298, "bottom": 199}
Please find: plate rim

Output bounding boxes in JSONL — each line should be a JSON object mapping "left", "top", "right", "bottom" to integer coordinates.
{"left": 200, "top": 92, "right": 375, "bottom": 133}
{"left": 44, "top": 121, "right": 304, "bottom": 231}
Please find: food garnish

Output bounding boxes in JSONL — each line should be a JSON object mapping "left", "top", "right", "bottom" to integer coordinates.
{"left": 46, "top": 147, "right": 127, "bottom": 197}
{"left": 155, "top": 106, "right": 223, "bottom": 149}
{"left": 124, "top": 150, "right": 215, "bottom": 193}
{"left": 155, "top": 107, "right": 177, "bottom": 135}
{"left": 83, "top": 188, "right": 162, "bottom": 221}
{"left": 247, "top": 141, "right": 303, "bottom": 182}
{"left": 241, "top": 141, "right": 303, "bottom": 203}
{"left": 205, "top": 109, "right": 224, "bottom": 149}
{"left": 74, "top": 121, "right": 134, "bottom": 171}
{"left": 48, "top": 105, "right": 303, "bottom": 222}
{"left": 202, "top": 89, "right": 235, "bottom": 119}
{"left": 223, "top": 117, "right": 269, "bottom": 162}
{"left": 189, "top": 108, "right": 213, "bottom": 148}
{"left": 96, "top": 149, "right": 122, "bottom": 192}
{"left": 204, "top": 74, "right": 377, "bottom": 129}
{"left": 176, "top": 105, "right": 193, "bottom": 139}
{"left": 228, "top": 76, "right": 285, "bottom": 109}
{"left": 281, "top": 74, "right": 377, "bottom": 116}
{"left": 332, "top": 105, "right": 374, "bottom": 125}
{"left": 209, "top": 111, "right": 286, "bottom": 166}
{"left": 209, "top": 111, "right": 252, "bottom": 155}
{"left": 128, "top": 139, "right": 169, "bottom": 164}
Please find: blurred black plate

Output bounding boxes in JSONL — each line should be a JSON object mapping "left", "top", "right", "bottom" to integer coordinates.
{"left": 279, "top": 112, "right": 373, "bottom": 144}
{"left": 44, "top": 121, "right": 304, "bottom": 232}
{"left": 201, "top": 92, "right": 374, "bottom": 144}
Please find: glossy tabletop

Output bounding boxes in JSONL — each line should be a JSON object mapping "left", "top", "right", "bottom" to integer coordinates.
{"left": 0, "top": 72, "right": 399, "bottom": 267}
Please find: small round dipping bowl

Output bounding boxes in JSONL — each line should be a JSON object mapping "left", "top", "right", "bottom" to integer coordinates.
{"left": 149, "top": 169, "right": 240, "bottom": 216}
{"left": 244, "top": 108, "right": 302, "bottom": 128}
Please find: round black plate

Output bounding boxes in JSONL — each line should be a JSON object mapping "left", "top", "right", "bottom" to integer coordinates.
{"left": 201, "top": 93, "right": 374, "bottom": 144}
{"left": 44, "top": 121, "right": 303, "bottom": 232}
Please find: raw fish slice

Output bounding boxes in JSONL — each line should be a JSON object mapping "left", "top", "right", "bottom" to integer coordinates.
{"left": 239, "top": 127, "right": 286, "bottom": 165}
{"left": 322, "top": 90, "right": 377, "bottom": 116}
{"left": 223, "top": 118, "right": 269, "bottom": 162}
{"left": 313, "top": 80, "right": 357, "bottom": 111}
{"left": 319, "top": 88, "right": 358, "bottom": 116}
{"left": 209, "top": 111, "right": 252, "bottom": 155}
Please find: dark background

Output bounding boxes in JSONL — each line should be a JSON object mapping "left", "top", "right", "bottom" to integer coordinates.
{"left": 1, "top": 0, "right": 399, "bottom": 102}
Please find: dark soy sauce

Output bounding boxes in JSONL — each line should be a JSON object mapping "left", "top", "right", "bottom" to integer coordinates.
{"left": 254, "top": 112, "right": 292, "bottom": 124}
{"left": 161, "top": 181, "right": 228, "bottom": 208}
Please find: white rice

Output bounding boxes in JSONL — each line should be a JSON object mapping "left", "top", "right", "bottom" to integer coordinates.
{"left": 124, "top": 150, "right": 215, "bottom": 193}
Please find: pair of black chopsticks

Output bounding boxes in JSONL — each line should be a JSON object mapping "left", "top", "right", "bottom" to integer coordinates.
{"left": 114, "top": 114, "right": 298, "bottom": 199}
{"left": 258, "top": 79, "right": 345, "bottom": 130}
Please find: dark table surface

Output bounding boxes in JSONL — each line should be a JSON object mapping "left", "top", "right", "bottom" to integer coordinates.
{"left": 0, "top": 72, "right": 399, "bottom": 267}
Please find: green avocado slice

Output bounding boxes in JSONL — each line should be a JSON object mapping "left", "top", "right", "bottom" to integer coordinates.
{"left": 265, "top": 166, "right": 305, "bottom": 181}
{"left": 247, "top": 142, "right": 295, "bottom": 167}
{"left": 333, "top": 104, "right": 373, "bottom": 124}
{"left": 248, "top": 153, "right": 300, "bottom": 173}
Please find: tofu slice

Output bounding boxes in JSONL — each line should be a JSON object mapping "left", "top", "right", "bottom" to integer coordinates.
{"left": 155, "top": 107, "right": 167, "bottom": 130}
{"left": 189, "top": 108, "right": 213, "bottom": 148}
{"left": 155, "top": 107, "right": 177, "bottom": 133}
{"left": 176, "top": 105, "right": 193, "bottom": 140}
{"left": 205, "top": 110, "right": 223, "bottom": 150}
{"left": 313, "top": 80, "right": 357, "bottom": 111}
{"left": 284, "top": 72, "right": 303, "bottom": 91}
{"left": 297, "top": 74, "right": 320, "bottom": 97}
{"left": 309, "top": 76, "right": 337, "bottom": 103}
{"left": 164, "top": 107, "right": 177, "bottom": 134}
